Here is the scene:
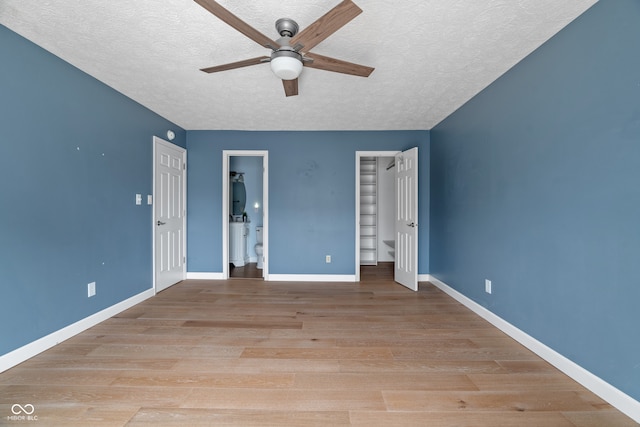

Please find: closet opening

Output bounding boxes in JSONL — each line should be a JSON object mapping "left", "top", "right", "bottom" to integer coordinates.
{"left": 355, "top": 151, "right": 398, "bottom": 282}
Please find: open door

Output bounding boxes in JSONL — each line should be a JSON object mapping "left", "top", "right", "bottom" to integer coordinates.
{"left": 394, "top": 147, "right": 418, "bottom": 291}
{"left": 153, "top": 137, "right": 186, "bottom": 292}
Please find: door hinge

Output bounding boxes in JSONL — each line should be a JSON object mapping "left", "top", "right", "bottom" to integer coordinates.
{"left": 183, "top": 256, "right": 186, "bottom": 263}
{"left": 183, "top": 163, "right": 186, "bottom": 170}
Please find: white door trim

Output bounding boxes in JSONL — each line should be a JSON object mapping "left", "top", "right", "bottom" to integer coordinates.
{"left": 152, "top": 136, "right": 187, "bottom": 294}
{"left": 355, "top": 151, "right": 400, "bottom": 282}
{"left": 222, "top": 150, "right": 269, "bottom": 280}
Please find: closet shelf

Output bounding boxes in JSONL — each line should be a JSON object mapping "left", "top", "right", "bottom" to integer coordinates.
{"left": 360, "top": 157, "right": 378, "bottom": 266}
{"left": 383, "top": 240, "right": 395, "bottom": 249}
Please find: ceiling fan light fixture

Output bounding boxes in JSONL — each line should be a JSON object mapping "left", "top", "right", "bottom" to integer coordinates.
{"left": 270, "top": 50, "right": 303, "bottom": 80}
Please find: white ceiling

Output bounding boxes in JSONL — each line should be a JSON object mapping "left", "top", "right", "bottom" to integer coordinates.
{"left": 1, "top": 0, "right": 597, "bottom": 131}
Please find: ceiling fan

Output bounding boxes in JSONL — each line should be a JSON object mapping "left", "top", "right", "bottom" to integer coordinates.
{"left": 194, "top": 0, "right": 374, "bottom": 97}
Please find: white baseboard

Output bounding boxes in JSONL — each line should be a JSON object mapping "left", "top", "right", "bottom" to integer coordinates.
{"left": 186, "top": 272, "right": 224, "bottom": 280}
{"left": 427, "top": 274, "right": 640, "bottom": 423}
{"left": 186, "top": 272, "right": 356, "bottom": 283}
{"left": 0, "top": 288, "right": 155, "bottom": 374}
{"left": 418, "top": 274, "right": 430, "bottom": 282}
{"left": 268, "top": 274, "right": 357, "bottom": 282}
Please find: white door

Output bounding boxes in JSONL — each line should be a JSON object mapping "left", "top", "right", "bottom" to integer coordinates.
{"left": 154, "top": 137, "right": 186, "bottom": 292}
{"left": 394, "top": 147, "right": 418, "bottom": 291}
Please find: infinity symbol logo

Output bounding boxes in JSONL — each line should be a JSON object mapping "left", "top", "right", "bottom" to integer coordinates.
{"left": 11, "top": 404, "right": 35, "bottom": 415}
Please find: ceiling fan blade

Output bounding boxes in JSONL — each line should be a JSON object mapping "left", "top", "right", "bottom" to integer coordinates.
{"left": 200, "top": 56, "right": 269, "bottom": 73}
{"left": 304, "top": 52, "right": 374, "bottom": 77}
{"left": 282, "top": 79, "right": 299, "bottom": 97}
{"left": 194, "top": 0, "right": 279, "bottom": 49}
{"left": 290, "top": 0, "right": 362, "bottom": 52}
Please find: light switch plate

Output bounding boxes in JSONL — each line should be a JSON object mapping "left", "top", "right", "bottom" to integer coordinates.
{"left": 135, "top": 194, "right": 142, "bottom": 205}
{"left": 88, "top": 282, "right": 96, "bottom": 297}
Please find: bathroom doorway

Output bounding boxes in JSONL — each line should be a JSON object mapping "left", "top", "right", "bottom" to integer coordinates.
{"left": 222, "top": 151, "right": 268, "bottom": 280}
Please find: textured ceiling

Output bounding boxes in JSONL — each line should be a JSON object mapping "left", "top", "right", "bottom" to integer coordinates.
{"left": 1, "top": 0, "right": 597, "bottom": 130}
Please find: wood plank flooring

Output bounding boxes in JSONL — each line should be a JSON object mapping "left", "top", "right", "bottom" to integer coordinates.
{"left": 229, "top": 262, "right": 263, "bottom": 279}
{"left": 0, "top": 265, "right": 636, "bottom": 426}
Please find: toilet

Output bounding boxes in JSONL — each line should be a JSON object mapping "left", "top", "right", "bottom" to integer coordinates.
{"left": 254, "top": 226, "right": 264, "bottom": 269}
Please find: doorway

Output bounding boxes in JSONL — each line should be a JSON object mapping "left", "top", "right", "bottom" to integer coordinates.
{"left": 222, "top": 151, "right": 268, "bottom": 280}
{"left": 355, "top": 151, "right": 398, "bottom": 282}
{"left": 355, "top": 149, "right": 419, "bottom": 290}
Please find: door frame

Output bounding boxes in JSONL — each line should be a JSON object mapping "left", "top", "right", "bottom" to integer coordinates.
{"left": 222, "top": 150, "right": 269, "bottom": 280}
{"left": 355, "top": 151, "right": 400, "bottom": 282}
{"left": 152, "top": 136, "right": 187, "bottom": 294}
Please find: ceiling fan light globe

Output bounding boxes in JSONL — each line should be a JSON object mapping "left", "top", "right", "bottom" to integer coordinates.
{"left": 270, "top": 56, "right": 303, "bottom": 80}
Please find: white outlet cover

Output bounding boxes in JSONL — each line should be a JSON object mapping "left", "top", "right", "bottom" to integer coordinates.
{"left": 485, "top": 279, "right": 492, "bottom": 294}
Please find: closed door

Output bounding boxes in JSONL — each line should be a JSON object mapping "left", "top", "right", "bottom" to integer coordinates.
{"left": 154, "top": 137, "right": 186, "bottom": 292}
{"left": 394, "top": 147, "right": 418, "bottom": 291}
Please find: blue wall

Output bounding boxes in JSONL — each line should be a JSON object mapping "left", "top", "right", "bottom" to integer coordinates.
{"left": 187, "top": 131, "right": 430, "bottom": 275}
{"left": 0, "top": 25, "right": 185, "bottom": 355}
{"left": 430, "top": 0, "right": 640, "bottom": 400}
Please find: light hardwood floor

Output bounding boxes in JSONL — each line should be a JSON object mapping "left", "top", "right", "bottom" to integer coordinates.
{"left": 0, "top": 265, "right": 636, "bottom": 426}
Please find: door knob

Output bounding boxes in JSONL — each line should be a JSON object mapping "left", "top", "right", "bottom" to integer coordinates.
{"left": 407, "top": 222, "right": 416, "bottom": 228}
{"left": 157, "top": 220, "right": 166, "bottom": 226}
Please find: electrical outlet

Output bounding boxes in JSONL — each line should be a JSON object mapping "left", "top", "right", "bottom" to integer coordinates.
{"left": 485, "top": 279, "right": 492, "bottom": 294}
{"left": 325, "top": 255, "right": 331, "bottom": 263}
{"left": 88, "top": 282, "right": 96, "bottom": 298}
